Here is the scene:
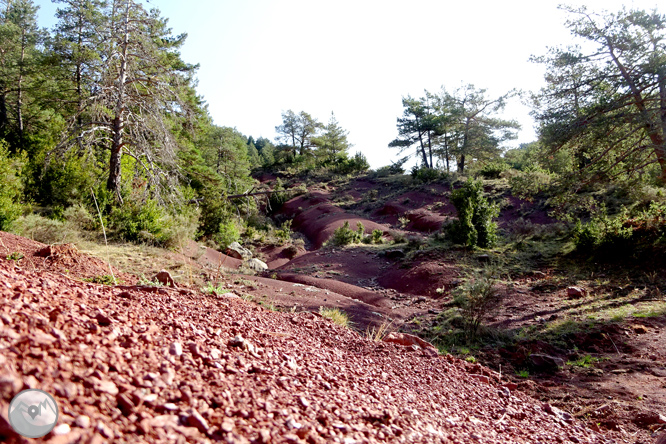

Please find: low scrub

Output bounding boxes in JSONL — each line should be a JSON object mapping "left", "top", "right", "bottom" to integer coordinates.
{"left": 452, "top": 268, "right": 502, "bottom": 341}
{"left": 446, "top": 178, "right": 499, "bottom": 248}
{"left": 319, "top": 307, "right": 351, "bottom": 328}
{"left": 10, "top": 214, "right": 79, "bottom": 244}
{"left": 329, "top": 221, "right": 364, "bottom": 246}
{"left": 573, "top": 202, "right": 666, "bottom": 258}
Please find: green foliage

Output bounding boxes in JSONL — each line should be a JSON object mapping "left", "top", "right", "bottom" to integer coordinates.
{"left": 411, "top": 165, "right": 441, "bottom": 182}
{"left": 0, "top": 141, "right": 26, "bottom": 230}
{"left": 84, "top": 275, "right": 116, "bottom": 285}
{"left": 335, "top": 152, "right": 370, "bottom": 174}
{"left": 374, "top": 158, "right": 407, "bottom": 177}
{"left": 109, "top": 199, "right": 169, "bottom": 244}
{"left": 318, "top": 307, "right": 351, "bottom": 328}
{"left": 371, "top": 229, "right": 383, "bottom": 244}
{"left": 329, "top": 221, "right": 365, "bottom": 246}
{"left": 275, "top": 219, "right": 293, "bottom": 243}
{"left": 573, "top": 202, "right": 666, "bottom": 257}
{"left": 9, "top": 213, "right": 78, "bottom": 244}
{"left": 213, "top": 219, "right": 241, "bottom": 249}
{"left": 6, "top": 251, "right": 24, "bottom": 261}
{"left": 476, "top": 160, "right": 507, "bottom": 179}
{"left": 452, "top": 268, "right": 501, "bottom": 341}
{"left": 567, "top": 355, "right": 602, "bottom": 368}
{"left": 268, "top": 178, "right": 289, "bottom": 214}
{"left": 447, "top": 179, "right": 499, "bottom": 248}
{"left": 508, "top": 165, "right": 556, "bottom": 200}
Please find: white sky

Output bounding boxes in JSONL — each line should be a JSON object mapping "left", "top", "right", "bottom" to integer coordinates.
{"left": 34, "top": 0, "right": 662, "bottom": 168}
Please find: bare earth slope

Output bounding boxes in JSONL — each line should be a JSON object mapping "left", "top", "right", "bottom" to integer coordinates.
{"left": 0, "top": 252, "right": 610, "bottom": 443}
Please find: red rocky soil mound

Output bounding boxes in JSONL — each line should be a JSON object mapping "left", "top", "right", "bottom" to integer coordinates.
{"left": 0, "top": 232, "right": 132, "bottom": 283}
{"left": 0, "top": 257, "right": 612, "bottom": 443}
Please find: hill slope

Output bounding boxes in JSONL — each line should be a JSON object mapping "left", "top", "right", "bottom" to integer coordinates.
{"left": 0, "top": 234, "right": 609, "bottom": 443}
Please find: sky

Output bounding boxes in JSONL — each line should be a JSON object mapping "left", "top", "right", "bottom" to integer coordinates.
{"left": 33, "top": 0, "right": 662, "bottom": 169}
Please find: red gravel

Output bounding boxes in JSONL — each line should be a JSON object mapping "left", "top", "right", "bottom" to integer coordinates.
{"left": 0, "top": 252, "right": 612, "bottom": 443}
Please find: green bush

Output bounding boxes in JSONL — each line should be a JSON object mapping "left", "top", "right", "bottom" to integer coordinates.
{"left": 508, "top": 165, "right": 555, "bottom": 200}
{"left": 371, "top": 229, "right": 383, "bottom": 244}
{"left": 411, "top": 166, "right": 441, "bottom": 183}
{"left": 573, "top": 202, "right": 666, "bottom": 257}
{"left": 452, "top": 269, "right": 501, "bottom": 341}
{"left": 447, "top": 178, "right": 499, "bottom": 248}
{"left": 213, "top": 218, "right": 241, "bottom": 249}
{"left": 162, "top": 208, "right": 200, "bottom": 249}
{"left": 0, "top": 141, "right": 26, "bottom": 230}
{"left": 268, "top": 178, "right": 289, "bottom": 214}
{"left": 330, "top": 221, "right": 364, "bottom": 246}
{"left": 63, "top": 204, "right": 96, "bottom": 231}
{"left": 9, "top": 214, "right": 78, "bottom": 244}
{"left": 477, "top": 161, "right": 507, "bottom": 179}
{"left": 336, "top": 152, "right": 370, "bottom": 174}
{"left": 109, "top": 199, "right": 170, "bottom": 244}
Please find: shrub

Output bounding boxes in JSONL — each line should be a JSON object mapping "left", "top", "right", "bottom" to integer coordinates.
{"left": 452, "top": 269, "right": 501, "bottom": 341}
{"left": 573, "top": 202, "right": 666, "bottom": 257}
{"left": 336, "top": 152, "right": 370, "bottom": 174}
{"left": 371, "top": 229, "right": 383, "bottom": 244}
{"left": 275, "top": 219, "right": 293, "bottom": 243}
{"left": 374, "top": 157, "right": 407, "bottom": 177}
{"left": 63, "top": 204, "right": 96, "bottom": 231}
{"left": 509, "top": 165, "right": 555, "bottom": 200}
{"left": 214, "top": 218, "right": 241, "bottom": 249}
{"left": 319, "top": 307, "right": 351, "bottom": 328}
{"left": 477, "top": 161, "right": 507, "bottom": 179}
{"left": 0, "top": 141, "right": 26, "bottom": 230}
{"left": 162, "top": 208, "right": 200, "bottom": 249}
{"left": 447, "top": 178, "right": 499, "bottom": 248}
{"left": 411, "top": 166, "right": 441, "bottom": 183}
{"left": 330, "top": 221, "right": 364, "bottom": 246}
{"left": 109, "top": 199, "right": 170, "bottom": 244}
{"left": 268, "top": 178, "right": 290, "bottom": 214}
{"left": 10, "top": 214, "right": 78, "bottom": 244}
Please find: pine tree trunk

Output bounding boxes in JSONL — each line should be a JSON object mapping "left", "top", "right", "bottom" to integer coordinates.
{"left": 107, "top": 1, "right": 130, "bottom": 203}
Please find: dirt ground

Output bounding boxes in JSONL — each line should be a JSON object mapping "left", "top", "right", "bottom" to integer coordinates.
{"left": 1, "top": 174, "right": 665, "bottom": 443}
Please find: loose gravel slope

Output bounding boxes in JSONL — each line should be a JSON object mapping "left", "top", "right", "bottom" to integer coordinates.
{"left": 0, "top": 255, "right": 612, "bottom": 443}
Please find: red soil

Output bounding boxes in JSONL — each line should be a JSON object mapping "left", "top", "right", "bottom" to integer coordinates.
{"left": 0, "top": 253, "right": 609, "bottom": 444}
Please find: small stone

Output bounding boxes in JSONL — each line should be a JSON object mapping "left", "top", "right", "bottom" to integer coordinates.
{"left": 96, "top": 421, "right": 114, "bottom": 438}
{"left": 161, "top": 367, "right": 176, "bottom": 386}
{"left": 226, "top": 242, "right": 252, "bottom": 260}
{"left": 0, "top": 374, "right": 23, "bottom": 400}
{"left": 162, "top": 403, "right": 178, "bottom": 412}
{"left": 469, "top": 374, "right": 490, "bottom": 384}
{"left": 53, "top": 423, "right": 71, "bottom": 435}
{"left": 221, "top": 418, "right": 234, "bottom": 433}
{"left": 258, "top": 429, "right": 272, "bottom": 444}
{"left": 210, "top": 349, "right": 222, "bottom": 360}
{"left": 94, "top": 379, "right": 118, "bottom": 395}
{"left": 150, "top": 414, "right": 179, "bottom": 429}
{"left": 95, "top": 309, "right": 114, "bottom": 326}
{"left": 188, "top": 342, "right": 202, "bottom": 357}
{"left": 186, "top": 409, "right": 209, "bottom": 433}
{"left": 116, "top": 393, "right": 134, "bottom": 414}
{"left": 247, "top": 258, "right": 268, "bottom": 272}
{"left": 170, "top": 341, "right": 183, "bottom": 356}
{"left": 154, "top": 270, "right": 176, "bottom": 288}
{"left": 567, "top": 286, "right": 586, "bottom": 298}
{"left": 75, "top": 415, "right": 91, "bottom": 429}
{"left": 285, "top": 417, "right": 302, "bottom": 430}
{"left": 228, "top": 335, "right": 245, "bottom": 347}
{"left": 529, "top": 353, "right": 565, "bottom": 372}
